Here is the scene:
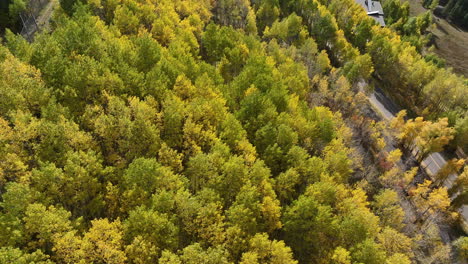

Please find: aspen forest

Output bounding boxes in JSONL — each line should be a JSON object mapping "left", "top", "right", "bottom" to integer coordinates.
{"left": 0, "top": 0, "right": 467, "bottom": 263}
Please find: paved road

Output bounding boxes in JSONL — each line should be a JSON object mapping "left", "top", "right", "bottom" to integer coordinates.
{"left": 366, "top": 86, "right": 448, "bottom": 178}
{"left": 423, "top": 153, "right": 448, "bottom": 178}
{"left": 368, "top": 87, "right": 401, "bottom": 119}
{"left": 365, "top": 83, "right": 467, "bottom": 258}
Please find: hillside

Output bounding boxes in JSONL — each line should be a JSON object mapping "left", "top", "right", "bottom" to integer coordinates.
{"left": 0, "top": 0, "right": 467, "bottom": 263}
{"left": 407, "top": 0, "right": 468, "bottom": 77}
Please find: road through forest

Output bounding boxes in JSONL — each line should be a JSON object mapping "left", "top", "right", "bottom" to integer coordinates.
{"left": 363, "top": 83, "right": 468, "bottom": 263}
{"left": 368, "top": 87, "right": 449, "bottom": 178}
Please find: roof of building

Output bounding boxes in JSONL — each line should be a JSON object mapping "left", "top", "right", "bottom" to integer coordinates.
{"left": 355, "top": 0, "right": 386, "bottom": 27}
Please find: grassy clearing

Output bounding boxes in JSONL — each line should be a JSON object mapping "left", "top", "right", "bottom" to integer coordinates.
{"left": 406, "top": 0, "right": 468, "bottom": 77}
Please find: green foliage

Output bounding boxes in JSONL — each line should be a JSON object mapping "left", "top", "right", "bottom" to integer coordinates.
{"left": 351, "top": 238, "right": 386, "bottom": 264}
{"left": 424, "top": 53, "right": 446, "bottom": 68}
{"left": 124, "top": 206, "right": 179, "bottom": 257}
{"left": 383, "top": 0, "right": 410, "bottom": 25}
{"left": 0, "top": 0, "right": 463, "bottom": 263}
{"left": 453, "top": 236, "right": 468, "bottom": 261}
{"left": 283, "top": 194, "right": 338, "bottom": 262}
{"left": 8, "top": 0, "right": 26, "bottom": 21}
{"left": 59, "top": 0, "right": 81, "bottom": 16}
{"left": 264, "top": 13, "right": 308, "bottom": 46}
{"left": 159, "top": 243, "right": 232, "bottom": 264}
{"left": 213, "top": 0, "right": 254, "bottom": 30}
{"left": 23, "top": 203, "right": 73, "bottom": 252}
{"left": 372, "top": 189, "right": 405, "bottom": 230}
{"left": 442, "top": 0, "right": 468, "bottom": 28}
{"left": 0, "top": 247, "right": 52, "bottom": 264}
{"left": 239, "top": 233, "right": 297, "bottom": 264}
{"left": 254, "top": 0, "right": 280, "bottom": 33}
{"left": 0, "top": 51, "right": 50, "bottom": 117}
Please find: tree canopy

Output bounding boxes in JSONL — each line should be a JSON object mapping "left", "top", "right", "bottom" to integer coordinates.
{"left": 0, "top": 0, "right": 466, "bottom": 263}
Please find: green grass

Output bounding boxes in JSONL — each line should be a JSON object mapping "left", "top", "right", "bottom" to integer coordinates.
{"left": 406, "top": 0, "right": 468, "bottom": 77}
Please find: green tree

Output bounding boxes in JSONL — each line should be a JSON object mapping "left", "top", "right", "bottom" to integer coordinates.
{"left": 23, "top": 203, "right": 72, "bottom": 252}
{"left": 122, "top": 157, "right": 185, "bottom": 210}
{"left": 255, "top": 0, "right": 280, "bottom": 33}
{"left": 124, "top": 207, "right": 179, "bottom": 258}
{"left": 385, "top": 253, "right": 411, "bottom": 264}
{"left": 159, "top": 243, "right": 232, "bottom": 264}
{"left": 42, "top": 150, "right": 104, "bottom": 218}
{"left": 0, "top": 247, "right": 52, "bottom": 264}
{"left": 227, "top": 181, "right": 282, "bottom": 236}
{"left": 0, "top": 182, "right": 35, "bottom": 247}
{"left": 60, "top": 0, "right": 80, "bottom": 15}
{"left": 283, "top": 194, "right": 338, "bottom": 262}
{"left": 372, "top": 189, "right": 405, "bottom": 231}
{"left": 80, "top": 218, "right": 127, "bottom": 263}
{"left": 453, "top": 236, "right": 468, "bottom": 262}
{"left": 415, "top": 118, "right": 455, "bottom": 162}
{"left": 213, "top": 0, "right": 253, "bottom": 30}
{"left": 351, "top": 238, "right": 386, "bottom": 264}
{"left": 8, "top": 0, "right": 27, "bottom": 23}
{"left": 331, "top": 247, "right": 352, "bottom": 264}
{"left": 54, "top": 219, "right": 126, "bottom": 264}
{"left": 239, "top": 233, "right": 297, "bottom": 264}
{"left": 377, "top": 228, "right": 413, "bottom": 258}
{"left": 264, "top": 13, "right": 307, "bottom": 46}
{"left": 83, "top": 95, "right": 162, "bottom": 167}
{"left": 0, "top": 53, "right": 50, "bottom": 117}
{"left": 323, "top": 139, "right": 353, "bottom": 183}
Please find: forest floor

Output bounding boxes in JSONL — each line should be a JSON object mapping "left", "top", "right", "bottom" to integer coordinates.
{"left": 406, "top": 0, "right": 468, "bottom": 77}
{"left": 36, "top": 0, "right": 57, "bottom": 32}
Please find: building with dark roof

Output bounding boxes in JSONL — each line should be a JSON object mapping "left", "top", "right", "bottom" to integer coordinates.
{"left": 355, "top": 0, "right": 386, "bottom": 26}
